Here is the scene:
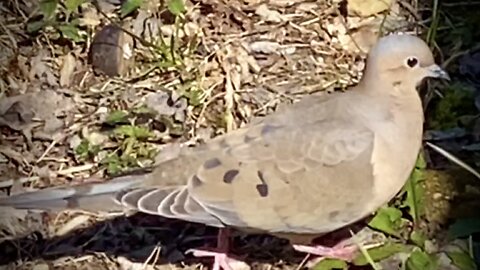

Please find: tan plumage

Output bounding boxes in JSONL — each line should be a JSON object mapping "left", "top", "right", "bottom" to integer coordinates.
{"left": 0, "top": 34, "right": 448, "bottom": 245}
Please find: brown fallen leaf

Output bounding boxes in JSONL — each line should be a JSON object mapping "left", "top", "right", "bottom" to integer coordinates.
{"left": 255, "top": 4, "right": 285, "bottom": 23}
{"left": 348, "top": 0, "right": 395, "bottom": 17}
{"left": 0, "top": 90, "right": 75, "bottom": 142}
{"left": 59, "top": 53, "right": 77, "bottom": 87}
{"left": 28, "top": 49, "right": 58, "bottom": 86}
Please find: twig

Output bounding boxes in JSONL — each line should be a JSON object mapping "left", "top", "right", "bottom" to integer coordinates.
{"left": 349, "top": 230, "right": 382, "bottom": 270}
{"left": 142, "top": 243, "right": 162, "bottom": 269}
{"left": 56, "top": 164, "right": 95, "bottom": 176}
{"left": 36, "top": 135, "right": 66, "bottom": 163}
{"left": 295, "top": 254, "right": 310, "bottom": 270}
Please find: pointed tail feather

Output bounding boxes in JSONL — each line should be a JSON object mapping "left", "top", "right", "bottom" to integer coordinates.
{"left": 0, "top": 175, "right": 147, "bottom": 211}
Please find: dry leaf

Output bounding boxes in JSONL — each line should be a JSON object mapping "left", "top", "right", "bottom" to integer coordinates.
{"left": 339, "top": 27, "right": 379, "bottom": 53}
{"left": 248, "top": 41, "right": 281, "bottom": 54}
{"left": 255, "top": 4, "right": 284, "bottom": 23}
{"left": 78, "top": 6, "right": 101, "bottom": 27}
{"left": 55, "top": 214, "right": 91, "bottom": 236}
{"left": 59, "top": 53, "right": 76, "bottom": 87}
{"left": 0, "top": 90, "right": 75, "bottom": 139}
{"left": 348, "top": 0, "right": 395, "bottom": 17}
{"left": 117, "top": 256, "right": 158, "bottom": 270}
{"left": 145, "top": 91, "right": 187, "bottom": 121}
{"left": 29, "top": 50, "right": 57, "bottom": 86}
{"left": 32, "top": 263, "right": 50, "bottom": 270}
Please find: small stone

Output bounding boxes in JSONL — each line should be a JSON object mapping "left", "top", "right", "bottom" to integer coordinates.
{"left": 432, "top": 192, "right": 442, "bottom": 200}
{"left": 88, "top": 24, "right": 134, "bottom": 77}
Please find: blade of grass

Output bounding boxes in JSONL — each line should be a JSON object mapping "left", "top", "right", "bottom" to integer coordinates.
{"left": 426, "top": 142, "right": 480, "bottom": 180}
{"left": 426, "top": 0, "right": 440, "bottom": 45}
{"left": 349, "top": 230, "right": 381, "bottom": 270}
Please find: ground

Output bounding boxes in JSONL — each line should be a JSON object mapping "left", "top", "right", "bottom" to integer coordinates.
{"left": 0, "top": 0, "right": 479, "bottom": 269}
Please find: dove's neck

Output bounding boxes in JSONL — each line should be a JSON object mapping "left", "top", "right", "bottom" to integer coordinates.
{"left": 356, "top": 66, "right": 425, "bottom": 209}
{"left": 365, "top": 81, "right": 424, "bottom": 210}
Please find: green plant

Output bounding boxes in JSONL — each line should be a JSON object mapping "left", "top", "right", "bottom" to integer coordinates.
{"left": 28, "top": 0, "right": 87, "bottom": 42}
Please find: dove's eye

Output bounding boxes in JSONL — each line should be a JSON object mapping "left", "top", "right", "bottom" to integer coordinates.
{"left": 405, "top": 57, "right": 418, "bottom": 68}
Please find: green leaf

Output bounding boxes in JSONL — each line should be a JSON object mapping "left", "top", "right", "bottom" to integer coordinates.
{"left": 184, "top": 88, "right": 205, "bottom": 106}
{"left": 27, "top": 20, "right": 47, "bottom": 33}
{"left": 448, "top": 218, "right": 480, "bottom": 239}
{"left": 447, "top": 251, "right": 477, "bottom": 270}
{"left": 114, "top": 125, "right": 153, "bottom": 139}
{"left": 312, "top": 258, "right": 348, "bottom": 270}
{"left": 353, "top": 242, "right": 409, "bottom": 266}
{"left": 121, "top": 0, "right": 143, "bottom": 17}
{"left": 167, "top": 0, "right": 186, "bottom": 16}
{"left": 368, "top": 206, "right": 407, "bottom": 237}
{"left": 401, "top": 154, "right": 426, "bottom": 223}
{"left": 410, "top": 230, "right": 427, "bottom": 248}
{"left": 101, "top": 154, "right": 123, "bottom": 175}
{"left": 65, "top": 0, "right": 85, "bottom": 13}
{"left": 416, "top": 152, "right": 427, "bottom": 169}
{"left": 405, "top": 250, "right": 438, "bottom": 270}
{"left": 75, "top": 139, "right": 90, "bottom": 158}
{"left": 40, "top": 0, "right": 58, "bottom": 20}
{"left": 75, "top": 139, "right": 100, "bottom": 160}
{"left": 58, "top": 24, "right": 84, "bottom": 42}
{"left": 105, "top": 110, "right": 129, "bottom": 125}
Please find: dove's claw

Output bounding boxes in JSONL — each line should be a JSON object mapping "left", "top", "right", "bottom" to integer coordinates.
{"left": 292, "top": 243, "right": 357, "bottom": 261}
{"left": 186, "top": 228, "right": 249, "bottom": 270}
{"left": 187, "top": 249, "right": 245, "bottom": 270}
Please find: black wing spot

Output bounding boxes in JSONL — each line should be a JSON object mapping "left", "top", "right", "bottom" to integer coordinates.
{"left": 256, "top": 171, "right": 269, "bottom": 197}
{"left": 223, "top": 169, "right": 239, "bottom": 183}
{"left": 257, "top": 170, "right": 266, "bottom": 183}
{"left": 256, "top": 184, "right": 268, "bottom": 197}
{"left": 203, "top": 158, "right": 222, "bottom": 169}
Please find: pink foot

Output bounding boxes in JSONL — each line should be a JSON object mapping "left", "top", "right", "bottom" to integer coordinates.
{"left": 292, "top": 243, "right": 357, "bottom": 261}
{"left": 186, "top": 228, "right": 249, "bottom": 270}
{"left": 187, "top": 249, "right": 247, "bottom": 270}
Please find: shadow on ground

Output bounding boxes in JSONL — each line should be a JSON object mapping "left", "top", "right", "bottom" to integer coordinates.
{"left": 0, "top": 213, "right": 300, "bottom": 267}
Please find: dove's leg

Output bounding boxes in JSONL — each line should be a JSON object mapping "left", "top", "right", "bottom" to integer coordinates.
{"left": 187, "top": 228, "right": 246, "bottom": 270}
{"left": 292, "top": 241, "right": 357, "bottom": 261}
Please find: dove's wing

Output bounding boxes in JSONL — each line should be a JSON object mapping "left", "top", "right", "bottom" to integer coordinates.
{"left": 117, "top": 93, "right": 379, "bottom": 233}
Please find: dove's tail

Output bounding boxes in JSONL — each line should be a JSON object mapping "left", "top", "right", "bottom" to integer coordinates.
{"left": 0, "top": 174, "right": 148, "bottom": 211}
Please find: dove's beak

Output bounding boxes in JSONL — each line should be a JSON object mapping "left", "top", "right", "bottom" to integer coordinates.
{"left": 426, "top": 64, "right": 450, "bottom": 80}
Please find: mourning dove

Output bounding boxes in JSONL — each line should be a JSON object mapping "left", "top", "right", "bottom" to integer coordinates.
{"left": 0, "top": 34, "right": 448, "bottom": 268}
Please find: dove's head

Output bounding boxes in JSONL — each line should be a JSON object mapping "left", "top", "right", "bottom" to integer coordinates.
{"left": 361, "top": 34, "right": 449, "bottom": 91}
